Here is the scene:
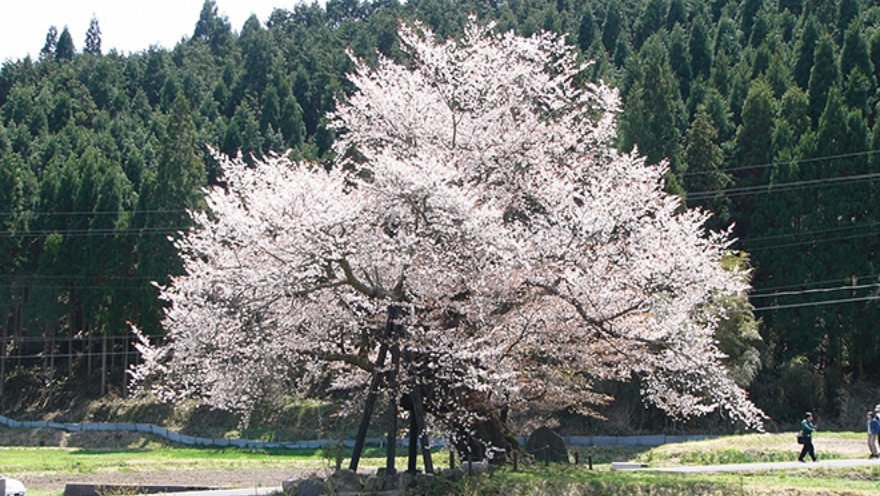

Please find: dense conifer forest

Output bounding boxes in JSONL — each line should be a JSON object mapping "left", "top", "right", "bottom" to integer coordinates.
{"left": 1, "top": 0, "right": 879, "bottom": 431}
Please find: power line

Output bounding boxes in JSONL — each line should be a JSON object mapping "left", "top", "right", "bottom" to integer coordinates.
{"left": 750, "top": 273, "right": 880, "bottom": 294}
{"left": 737, "top": 221, "right": 880, "bottom": 244}
{"left": 750, "top": 283, "right": 879, "bottom": 299}
{"left": 750, "top": 295, "right": 880, "bottom": 312}
{"left": 739, "top": 229, "right": 880, "bottom": 252}
{"left": 0, "top": 226, "right": 191, "bottom": 238}
{"left": 687, "top": 171, "right": 880, "bottom": 200}
{"left": 682, "top": 149, "right": 880, "bottom": 177}
{"left": 0, "top": 284, "right": 159, "bottom": 290}
{"left": 0, "top": 274, "right": 164, "bottom": 280}
{"left": 0, "top": 208, "right": 191, "bottom": 217}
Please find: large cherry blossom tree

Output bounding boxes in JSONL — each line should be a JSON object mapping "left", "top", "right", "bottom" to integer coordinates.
{"left": 131, "top": 20, "right": 765, "bottom": 463}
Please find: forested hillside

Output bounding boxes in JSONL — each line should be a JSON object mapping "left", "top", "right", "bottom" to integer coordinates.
{"left": 1, "top": 0, "right": 878, "bottom": 429}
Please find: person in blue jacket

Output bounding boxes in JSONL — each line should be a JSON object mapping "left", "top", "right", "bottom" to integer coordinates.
{"left": 798, "top": 412, "right": 817, "bottom": 462}
{"left": 871, "top": 408, "right": 880, "bottom": 459}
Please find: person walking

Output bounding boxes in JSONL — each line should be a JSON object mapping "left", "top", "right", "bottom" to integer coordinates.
{"left": 798, "top": 412, "right": 817, "bottom": 462}
{"left": 868, "top": 411, "right": 880, "bottom": 458}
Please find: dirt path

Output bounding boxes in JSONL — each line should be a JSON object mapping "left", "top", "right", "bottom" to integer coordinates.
{"left": 20, "top": 469, "right": 319, "bottom": 493}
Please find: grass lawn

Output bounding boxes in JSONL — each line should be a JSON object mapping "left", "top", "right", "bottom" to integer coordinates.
{"left": 474, "top": 464, "right": 880, "bottom": 495}
{"left": 0, "top": 443, "right": 415, "bottom": 496}
{"left": 2, "top": 431, "right": 880, "bottom": 495}
{"left": 0, "top": 445, "right": 327, "bottom": 475}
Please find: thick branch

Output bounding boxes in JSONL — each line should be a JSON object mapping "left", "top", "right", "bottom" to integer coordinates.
{"left": 286, "top": 279, "right": 348, "bottom": 298}
{"left": 332, "top": 257, "right": 407, "bottom": 300}
{"left": 302, "top": 350, "right": 376, "bottom": 372}
{"left": 334, "top": 257, "right": 392, "bottom": 299}
{"left": 526, "top": 279, "right": 647, "bottom": 348}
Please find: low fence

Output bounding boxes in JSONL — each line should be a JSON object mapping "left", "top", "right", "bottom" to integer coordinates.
{"left": 0, "top": 334, "right": 140, "bottom": 397}
{"left": 0, "top": 413, "right": 717, "bottom": 449}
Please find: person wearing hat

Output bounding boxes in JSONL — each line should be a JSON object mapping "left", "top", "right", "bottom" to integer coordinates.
{"left": 798, "top": 412, "right": 817, "bottom": 462}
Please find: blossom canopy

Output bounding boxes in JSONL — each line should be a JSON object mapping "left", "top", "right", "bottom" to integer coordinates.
{"left": 130, "top": 19, "right": 766, "bottom": 438}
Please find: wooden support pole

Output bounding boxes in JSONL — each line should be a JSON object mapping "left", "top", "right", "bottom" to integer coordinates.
{"left": 122, "top": 334, "right": 128, "bottom": 397}
{"left": 409, "top": 384, "right": 434, "bottom": 474}
{"left": 87, "top": 334, "right": 92, "bottom": 376}
{"left": 407, "top": 410, "right": 418, "bottom": 473}
{"left": 350, "top": 304, "right": 399, "bottom": 472}
{"left": 348, "top": 342, "right": 388, "bottom": 471}
{"left": 48, "top": 330, "right": 55, "bottom": 407}
{"left": 101, "top": 335, "right": 107, "bottom": 396}
{"left": 401, "top": 349, "right": 434, "bottom": 473}
{"left": 385, "top": 342, "right": 400, "bottom": 475}
{"left": 0, "top": 330, "right": 5, "bottom": 397}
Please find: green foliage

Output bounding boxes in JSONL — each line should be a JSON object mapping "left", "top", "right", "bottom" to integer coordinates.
{"left": 688, "top": 14, "right": 713, "bottom": 80}
{"left": 56, "top": 27, "right": 76, "bottom": 61}
{"left": 794, "top": 16, "right": 820, "bottom": 90}
{"left": 807, "top": 33, "right": 839, "bottom": 124}
{"left": 84, "top": 16, "right": 102, "bottom": 56}
{"left": 619, "top": 34, "right": 686, "bottom": 178}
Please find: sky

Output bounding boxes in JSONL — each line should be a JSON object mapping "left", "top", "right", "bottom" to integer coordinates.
{"left": 0, "top": 1, "right": 302, "bottom": 63}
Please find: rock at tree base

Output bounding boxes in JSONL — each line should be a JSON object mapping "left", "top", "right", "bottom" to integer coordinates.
{"left": 281, "top": 478, "right": 300, "bottom": 496}
{"left": 415, "top": 473, "right": 438, "bottom": 485}
{"left": 296, "top": 477, "right": 327, "bottom": 496}
{"left": 392, "top": 472, "right": 413, "bottom": 490}
{"left": 362, "top": 475, "right": 385, "bottom": 493}
{"left": 525, "top": 426, "right": 569, "bottom": 463}
{"left": 440, "top": 468, "right": 463, "bottom": 481}
{"left": 328, "top": 470, "right": 362, "bottom": 493}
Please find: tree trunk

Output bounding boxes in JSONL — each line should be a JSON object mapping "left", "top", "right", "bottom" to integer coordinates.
{"left": 445, "top": 394, "right": 520, "bottom": 464}
{"left": 407, "top": 384, "right": 520, "bottom": 464}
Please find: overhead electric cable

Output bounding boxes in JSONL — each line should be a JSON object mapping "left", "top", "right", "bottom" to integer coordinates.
{"left": 0, "top": 208, "right": 191, "bottom": 217}
{"left": 749, "top": 295, "right": 880, "bottom": 312}
{"left": 686, "top": 171, "right": 880, "bottom": 200}
{"left": 749, "top": 283, "right": 879, "bottom": 299}
{"left": 738, "top": 229, "right": 880, "bottom": 252}
{"left": 737, "top": 221, "right": 880, "bottom": 244}
{"left": 683, "top": 148, "right": 880, "bottom": 177}
{"left": 750, "top": 273, "right": 880, "bottom": 294}
{"left": 0, "top": 226, "right": 191, "bottom": 238}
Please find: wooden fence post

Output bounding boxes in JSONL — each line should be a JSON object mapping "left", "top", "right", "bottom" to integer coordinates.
{"left": 101, "top": 335, "right": 107, "bottom": 396}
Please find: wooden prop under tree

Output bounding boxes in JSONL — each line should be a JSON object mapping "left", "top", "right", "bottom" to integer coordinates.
{"left": 348, "top": 304, "right": 521, "bottom": 473}
{"left": 349, "top": 304, "right": 434, "bottom": 475}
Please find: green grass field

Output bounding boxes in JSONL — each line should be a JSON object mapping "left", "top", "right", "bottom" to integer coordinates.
{"left": 0, "top": 445, "right": 324, "bottom": 476}
{"left": 2, "top": 431, "right": 880, "bottom": 495}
